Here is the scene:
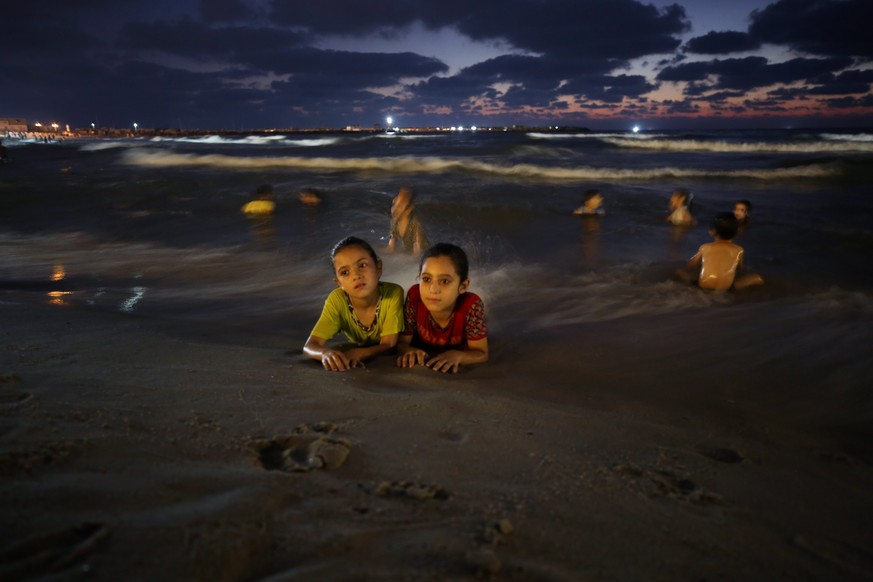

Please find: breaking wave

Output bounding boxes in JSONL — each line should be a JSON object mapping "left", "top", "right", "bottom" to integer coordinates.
{"left": 148, "top": 134, "right": 343, "bottom": 147}
{"left": 121, "top": 149, "right": 841, "bottom": 181}
{"left": 601, "top": 137, "right": 873, "bottom": 153}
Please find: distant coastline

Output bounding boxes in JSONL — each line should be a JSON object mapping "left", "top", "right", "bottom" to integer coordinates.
{"left": 2, "top": 123, "right": 593, "bottom": 140}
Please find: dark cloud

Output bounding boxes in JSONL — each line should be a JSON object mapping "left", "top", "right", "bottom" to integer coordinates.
{"left": 684, "top": 31, "right": 760, "bottom": 55}
{"left": 2, "top": 0, "right": 872, "bottom": 129}
{"left": 269, "top": 0, "right": 689, "bottom": 60}
{"left": 749, "top": 0, "right": 873, "bottom": 57}
{"left": 199, "top": 0, "right": 253, "bottom": 22}
{"left": 657, "top": 55, "right": 853, "bottom": 91}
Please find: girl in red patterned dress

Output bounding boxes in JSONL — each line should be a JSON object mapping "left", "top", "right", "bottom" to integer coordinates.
{"left": 396, "top": 243, "right": 489, "bottom": 373}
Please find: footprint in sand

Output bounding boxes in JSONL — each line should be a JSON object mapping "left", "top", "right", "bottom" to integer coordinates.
{"left": 612, "top": 464, "right": 723, "bottom": 505}
{"left": 248, "top": 422, "right": 351, "bottom": 473}
{"left": 0, "top": 522, "right": 110, "bottom": 579}
{"left": 372, "top": 480, "right": 451, "bottom": 501}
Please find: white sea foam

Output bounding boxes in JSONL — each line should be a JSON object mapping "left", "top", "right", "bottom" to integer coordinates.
{"left": 79, "top": 141, "right": 129, "bottom": 152}
{"left": 528, "top": 132, "right": 663, "bottom": 140}
{"left": 821, "top": 133, "right": 873, "bottom": 143}
{"left": 601, "top": 137, "right": 873, "bottom": 153}
{"left": 120, "top": 149, "right": 841, "bottom": 181}
{"left": 148, "top": 134, "right": 342, "bottom": 147}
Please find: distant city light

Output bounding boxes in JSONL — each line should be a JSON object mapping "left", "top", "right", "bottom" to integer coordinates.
{"left": 632, "top": 125, "right": 640, "bottom": 133}
{"left": 471, "top": 126, "right": 478, "bottom": 131}
{"left": 133, "top": 122, "right": 138, "bottom": 132}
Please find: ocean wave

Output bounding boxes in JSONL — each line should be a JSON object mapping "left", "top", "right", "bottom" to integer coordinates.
{"left": 821, "top": 133, "right": 873, "bottom": 143}
{"left": 148, "top": 134, "right": 342, "bottom": 147}
{"left": 528, "top": 132, "right": 663, "bottom": 140}
{"left": 79, "top": 141, "right": 129, "bottom": 152}
{"left": 120, "top": 149, "right": 841, "bottom": 181}
{"left": 601, "top": 137, "right": 873, "bottom": 153}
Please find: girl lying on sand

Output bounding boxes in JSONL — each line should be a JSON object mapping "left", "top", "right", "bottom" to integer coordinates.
{"left": 396, "top": 243, "right": 489, "bottom": 373}
{"left": 304, "top": 237, "right": 404, "bottom": 371}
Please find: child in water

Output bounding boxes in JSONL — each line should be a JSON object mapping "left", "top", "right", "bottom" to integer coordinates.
{"left": 397, "top": 243, "right": 489, "bottom": 373}
{"left": 241, "top": 184, "right": 276, "bottom": 215}
{"left": 680, "top": 212, "right": 764, "bottom": 292}
{"left": 667, "top": 188, "right": 696, "bottom": 226}
{"left": 573, "top": 189, "right": 605, "bottom": 216}
{"left": 734, "top": 199, "right": 752, "bottom": 224}
{"left": 386, "top": 186, "right": 429, "bottom": 254}
{"left": 304, "top": 237, "right": 404, "bottom": 371}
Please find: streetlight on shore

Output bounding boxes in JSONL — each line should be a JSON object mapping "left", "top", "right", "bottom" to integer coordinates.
{"left": 133, "top": 122, "right": 138, "bottom": 133}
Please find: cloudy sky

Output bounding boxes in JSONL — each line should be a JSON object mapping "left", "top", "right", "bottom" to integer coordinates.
{"left": 3, "top": 0, "right": 872, "bottom": 130}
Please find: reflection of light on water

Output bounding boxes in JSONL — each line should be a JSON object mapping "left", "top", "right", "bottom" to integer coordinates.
{"left": 120, "top": 286, "right": 146, "bottom": 312}
{"left": 51, "top": 264, "right": 66, "bottom": 282}
{"left": 48, "top": 264, "right": 69, "bottom": 305}
{"left": 47, "top": 291, "right": 73, "bottom": 306}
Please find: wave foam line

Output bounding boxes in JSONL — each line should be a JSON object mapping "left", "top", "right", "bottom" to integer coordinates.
{"left": 121, "top": 149, "right": 840, "bottom": 180}
{"left": 602, "top": 137, "right": 873, "bottom": 153}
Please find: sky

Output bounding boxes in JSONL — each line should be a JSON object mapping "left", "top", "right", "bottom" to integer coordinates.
{"left": 3, "top": 0, "right": 873, "bottom": 130}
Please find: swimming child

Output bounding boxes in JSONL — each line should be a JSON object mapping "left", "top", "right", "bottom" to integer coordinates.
{"left": 299, "top": 188, "right": 322, "bottom": 207}
{"left": 304, "top": 237, "right": 404, "bottom": 371}
{"left": 241, "top": 184, "right": 276, "bottom": 215}
{"left": 667, "top": 188, "right": 696, "bottom": 227}
{"left": 573, "top": 189, "right": 605, "bottom": 216}
{"left": 680, "top": 212, "right": 764, "bottom": 292}
{"left": 734, "top": 199, "right": 752, "bottom": 224}
{"left": 386, "top": 186, "right": 429, "bottom": 254}
{"left": 396, "top": 243, "right": 488, "bottom": 373}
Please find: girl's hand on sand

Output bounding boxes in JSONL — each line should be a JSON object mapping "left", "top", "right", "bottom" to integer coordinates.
{"left": 321, "top": 350, "right": 352, "bottom": 371}
{"left": 425, "top": 351, "right": 463, "bottom": 374}
{"left": 397, "top": 349, "right": 428, "bottom": 368}
{"left": 344, "top": 348, "right": 368, "bottom": 370}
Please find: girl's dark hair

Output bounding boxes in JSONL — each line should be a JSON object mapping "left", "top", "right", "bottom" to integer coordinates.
{"left": 419, "top": 242, "right": 469, "bottom": 281}
{"left": 331, "top": 236, "right": 379, "bottom": 263}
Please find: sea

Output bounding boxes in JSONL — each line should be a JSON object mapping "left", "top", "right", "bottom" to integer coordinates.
{"left": 1, "top": 128, "right": 872, "bottom": 447}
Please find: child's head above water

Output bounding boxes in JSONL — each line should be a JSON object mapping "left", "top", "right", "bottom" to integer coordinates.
{"left": 711, "top": 212, "right": 739, "bottom": 241}
{"left": 670, "top": 188, "right": 692, "bottom": 208}
{"left": 734, "top": 199, "right": 752, "bottom": 222}
{"left": 254, "top": 184, "right": 274, "bottom": 200}
{"left": 419, "top": 242, "right": 469, "bottom": 281}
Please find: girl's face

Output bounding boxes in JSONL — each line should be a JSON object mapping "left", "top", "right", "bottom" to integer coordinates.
{"left": 419, "top": 256, "right": 468, "bottom": 314}
{"left": 734, "top": 203, "right": 749, "bottom": 222}
{"left": 333, "top": 245, "right": 382, "bottom": 300}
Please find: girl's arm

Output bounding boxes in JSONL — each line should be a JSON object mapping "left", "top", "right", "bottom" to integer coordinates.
{"left": 304, "top": 334, "right": 355, "bottom": 372}
{"left": 344, "top": 333, "right": 399, "bottom": 367}
{"left": 425, "top": 337, "right": 489, "bottom": 374}
{"left": 396, "top": 333, "right": 428, "bottom": 368}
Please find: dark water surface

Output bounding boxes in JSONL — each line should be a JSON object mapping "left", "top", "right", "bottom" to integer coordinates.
{"left": 1, "top": 129, "right": 871, "bottom": 447}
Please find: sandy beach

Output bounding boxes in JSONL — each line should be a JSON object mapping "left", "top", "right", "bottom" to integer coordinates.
{"left": 2, "top": 296, "right": 871, "bottom": 580}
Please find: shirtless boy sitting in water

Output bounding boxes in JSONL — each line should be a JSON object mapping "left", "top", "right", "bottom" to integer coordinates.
{"left": 679, "top": 212, "right": 763, "bottom": 291}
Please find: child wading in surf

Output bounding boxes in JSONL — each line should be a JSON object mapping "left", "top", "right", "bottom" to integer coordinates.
{"left": 386, "top": 186, "right": 429, "bottom": 254}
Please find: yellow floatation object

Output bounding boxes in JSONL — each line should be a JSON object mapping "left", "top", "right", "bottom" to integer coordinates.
{"left": 242, "top": 199, "right": 276, "bottom": 215}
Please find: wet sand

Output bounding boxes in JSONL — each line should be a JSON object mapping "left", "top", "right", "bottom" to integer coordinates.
{"left": 1, "top": 300, "right": 872, "bottom": 580}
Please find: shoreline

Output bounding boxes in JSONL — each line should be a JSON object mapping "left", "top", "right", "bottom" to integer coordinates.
{"left": 2, "top": 299, "right": 871, "bottom": 579}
